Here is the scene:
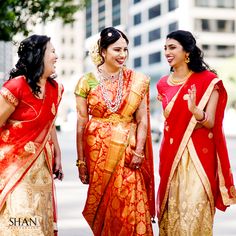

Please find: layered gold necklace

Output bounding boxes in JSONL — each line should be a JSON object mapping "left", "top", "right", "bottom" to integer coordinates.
{"left": 169, "top": 70, "right": 193, "bottom": 86}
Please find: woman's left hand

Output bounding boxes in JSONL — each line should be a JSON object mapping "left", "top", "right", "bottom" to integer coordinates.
{"left": 129, "top": 150, "right": 144, "bottom": 170}
{"left": 53, "top": 155, "right": 64, "bottom": 181}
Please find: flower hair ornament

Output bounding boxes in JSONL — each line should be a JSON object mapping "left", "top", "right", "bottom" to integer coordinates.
{"left": 89, "top": 40, "right": 103, "bottom": 66}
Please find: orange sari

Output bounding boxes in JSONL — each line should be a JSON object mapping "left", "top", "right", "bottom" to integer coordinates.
{"left": 75, "top": 68, "right": 155, "bottom": 236}
{"left": 0, "top": 76, "right": 63, "bottom": 235}
{"left": 156, "top": 71, "right": 236, "bottom": 235}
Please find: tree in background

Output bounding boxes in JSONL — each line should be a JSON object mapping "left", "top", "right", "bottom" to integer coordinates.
{"left": 0, "top": 0, "right": 88, "bottom": 41}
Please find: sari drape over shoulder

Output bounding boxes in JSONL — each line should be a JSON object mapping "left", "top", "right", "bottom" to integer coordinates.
{"left": 75, "top": 68, "right": 155, "bottom": 236}
{"left": 156, "top": 71, "right": 236, "bottom": 233}
{"left": 0, "top": 76, "right": 63, "bottom": 235}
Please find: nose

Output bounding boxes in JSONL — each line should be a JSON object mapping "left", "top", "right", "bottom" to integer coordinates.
{"left": 119, "top": 50, "right": 127, "bottom": 58}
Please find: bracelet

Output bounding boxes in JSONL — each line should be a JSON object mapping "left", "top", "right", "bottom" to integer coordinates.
{"left": 76, "top": 159, "right": 86, "bottom": 167}
{"left": 132, "top": 150, "right": 145, "bottom": 159}
{"left": 196, "top": 111, "right": 208, "bottom": 124}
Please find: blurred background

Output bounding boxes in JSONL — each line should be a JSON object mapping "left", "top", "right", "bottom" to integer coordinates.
{"left": 1, "top": 0, "right": 236, "bottom": 235}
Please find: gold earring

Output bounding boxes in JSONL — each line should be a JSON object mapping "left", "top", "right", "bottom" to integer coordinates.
{"left": 185, "top": 56, "right": 190, "bottom": 64}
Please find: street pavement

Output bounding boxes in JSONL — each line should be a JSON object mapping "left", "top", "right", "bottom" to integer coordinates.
{"left": 56, "top": 128, "right": 236, "bottom": 236}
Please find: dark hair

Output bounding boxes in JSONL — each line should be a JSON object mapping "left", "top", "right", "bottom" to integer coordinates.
{"left": 97, "top": 27, "right": 129, "bottom": 68}
{"left": 167, "top": 30, "right": 216, "bottom": 74}
{"left": 9, "top": 34, "right": 51, "bottom": 96}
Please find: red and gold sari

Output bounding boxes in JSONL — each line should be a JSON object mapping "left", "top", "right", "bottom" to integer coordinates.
{"left": 0, "top": 76, "right": 63, "bottom": 235}
{"left": 75, "top": 68, "right": 155, "bottom": 236}
{"left": 156, "top": 70, "right": 236, "bottom": 235}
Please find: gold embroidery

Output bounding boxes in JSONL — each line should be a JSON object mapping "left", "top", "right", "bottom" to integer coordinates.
{"left": 208, "top": 132, "right": 213, "bottom": 139}
{"left": 0, "top": 179, "right": 5, "bottom": 190}
{"left": 170, "top": 138, "right": 173, "bottom": 144}
{"left": 12, "top": 121, "right": 23, "bottom": 128}
{"left": 1, "top": 130, "right": 10, "bottom": 142}
{"left": 24, "top": 141, "right": 36, "bottom": 154}
{"left": 230, "top": 186, "right": 236, "bottom": 198}
{"left": 0, "top": 87, "right": 19, "bottom": 106}
{"left": 183, "top": 94, "right": 189, "bottom": 100}
{"left": 0, "top": 150, "right": 5, "bottom": 161}
{"left": 51, "top": 103, "right": 56, "bottom": 115}
{"left": 202, "top": 148, "right": 208, "bottom": 154}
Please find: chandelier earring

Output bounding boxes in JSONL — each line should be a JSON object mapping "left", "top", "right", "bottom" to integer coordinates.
{"left": 89, "top": 41, "right": 103, "bottom": 66}
{"left": 185, "top": 55, "right": 190, "bottom": 64}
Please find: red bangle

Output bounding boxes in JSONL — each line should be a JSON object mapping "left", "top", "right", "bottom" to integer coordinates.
{"left": 196, "top": 111, "right": 208, "bottom": 124}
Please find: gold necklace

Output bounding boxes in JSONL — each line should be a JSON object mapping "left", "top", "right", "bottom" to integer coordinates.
{"left": 169, "top": 71, "right": 193, "bottom": 85}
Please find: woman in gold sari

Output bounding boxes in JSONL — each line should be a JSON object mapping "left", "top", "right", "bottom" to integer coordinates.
{"left": 75, "top": 27, "right": 155, "bottom": 235}
{"left": 156, "top": 30, "right": 236, "bottom": 235}
{"left": 0, "top": 35, "right": 63, "bottom": 236}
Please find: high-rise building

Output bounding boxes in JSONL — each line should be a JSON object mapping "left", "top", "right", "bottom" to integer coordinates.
{"left": 0, "top": 41, "right": 13, "bottom": 86}
{"left": 84, "top": 0, "right": 236, "bottom": 97}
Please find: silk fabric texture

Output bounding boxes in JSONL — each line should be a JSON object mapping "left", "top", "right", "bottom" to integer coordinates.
{"left": 156, "top": 71, "right": 236, "bottom": 235}
{"left": 0, "top": 76, "right": 63, "bottom": 235}
{"left": 75, "top": 68, "right": 155, "bottom": 236}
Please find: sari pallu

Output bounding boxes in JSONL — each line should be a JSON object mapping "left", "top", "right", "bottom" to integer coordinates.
{"left": 76, "top": 68, "right": 155, "bottom": 236}
{"left": 0, "top": 76, "right": 63, "bottom": 232}
{"left": 157, "top": 70, "right": 236, "bottom": 220}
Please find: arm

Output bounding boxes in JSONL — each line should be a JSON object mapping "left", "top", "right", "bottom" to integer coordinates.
{"left": 0, "top": 95, "right": 15, "bottom": 127}
{"left": 51, "top": 125, "right": 63, "bottom": 180}
{"left": 75, "top": 95, "right": 89, "bottom": 184}
{"left": 129, "top": 94, "right": 148, "bottom": 169}
{"left": 188, "top": 84, "right": 219, "bottom": 129}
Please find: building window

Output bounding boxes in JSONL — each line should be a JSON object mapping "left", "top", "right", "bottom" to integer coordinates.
{"left": 201, "top": 19, "right": 210, "bottom": 31}
{"left": 149, "top": 52, "right": 161, "bottom": 64}
{"left": 133, "top": 35, "right": 142, "bottom": 46}
{"left": 133, "top": 13, "right": 141, "bottom": 25}
{"left": 194, "top": 0, "right": 209, "bottom": 7}
{"left": 148, "top": 4, "right": 161, "bottom": 20}
{"left": 86, "top": 3, "right": 92, "bottom": 38}
{"left": 134, "top": 57, "right": 142, "bottom": 68}
{"left": 133, "top": 0, "right": 141, "bottom": 4}
{"left": 148, "top": 28, "right": 161, "bottom": 42}
{"left": 168, "top": 22, "right": 178, "bottom": 33}
{"left": 168, "top": 0, "right": 178, "bottom": 11}
{"left": 112, "top": 0, "right": 121, "bottom": 26}
{"left": 195, "top": 0, "right": 234, "bottom": 8}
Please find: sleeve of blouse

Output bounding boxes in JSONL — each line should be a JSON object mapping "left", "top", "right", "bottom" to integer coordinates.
{"left": 0, "top": 77, "right": 23, "bottom": 107}
{"left": 74, "top": 74, "right": 90, "bottom": 98}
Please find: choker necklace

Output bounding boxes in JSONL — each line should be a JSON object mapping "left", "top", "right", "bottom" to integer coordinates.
{"left": 169, "top": 71, "right": 193, "bottom": 85}
{"left": 99, "top": 69, "right": 120, "bottom": 81}
{"left": 98, "top": 69, "right": 123, "bottom": 113}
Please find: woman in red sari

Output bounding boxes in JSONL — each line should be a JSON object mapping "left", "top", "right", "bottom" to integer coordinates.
{"left": 0, "top": 35, "right": 63, "bottom": 236}
{"left": 156, "top": 30, "right": 236, "bottom": 235}
{"left": 75, "top": 27, "right": 155, "bottom": 235}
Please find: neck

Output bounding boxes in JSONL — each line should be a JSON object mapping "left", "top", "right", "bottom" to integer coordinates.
{"left": 172, "top": 66, "right": 190, "bottom": 78}
{"left": 100, "top": 64, "right": 120, "bottom": 75}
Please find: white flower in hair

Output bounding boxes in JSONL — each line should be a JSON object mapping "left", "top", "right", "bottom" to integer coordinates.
{"left": 89, "top": 41, "right": 103, "bottom": 66}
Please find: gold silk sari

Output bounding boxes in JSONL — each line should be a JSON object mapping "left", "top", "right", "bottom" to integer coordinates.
{"left": 75, "top": 68, "right": 155, "bottom": 236}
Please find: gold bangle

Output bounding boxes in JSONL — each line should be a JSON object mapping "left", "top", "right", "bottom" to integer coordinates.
{"left": 132, "top": 150, "right": 144, "bottom": 159}
{"left": 76, "top": 159, "right": 86, "bottom": 167}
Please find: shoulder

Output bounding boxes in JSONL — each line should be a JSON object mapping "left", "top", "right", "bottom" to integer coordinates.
{"left": 3, "top": 76, "right": 27, "bottom": 89}
{"left": 156, "top": 75, "right": 168, "bottom": 90}
{"left": 130, "top": 69, "right": 150, "bottom": 84}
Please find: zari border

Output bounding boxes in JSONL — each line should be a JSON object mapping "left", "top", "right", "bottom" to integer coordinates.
{"left": 187, "top": 138, "right": 215, "bottom": 216}
{"left": 160, "top": 77, "right": 220, "bottom": 218}
{"left": 0, "top": 87, "right": 19, "bottom": 107}
{"left": 217, "top": 155, "right": 236, "bottom": 205}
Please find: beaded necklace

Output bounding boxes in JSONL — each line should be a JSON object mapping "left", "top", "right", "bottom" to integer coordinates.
{"left": 98, "top": 69, "right": 123, "bottom": 113}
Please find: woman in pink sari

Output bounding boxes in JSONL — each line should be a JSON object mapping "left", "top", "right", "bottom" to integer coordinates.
{"left": 156, "top": 30, "right": 236, "bottom": 235}
{"left": 75, "top": 27, "right": 155, "bottom": 235}
{"left": 0, "top": 35, "right": 63, "bottom": 236}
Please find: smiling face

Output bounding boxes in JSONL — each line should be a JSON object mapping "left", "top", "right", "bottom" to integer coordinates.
{"left": 43, "top": 41, "right": 58, "bottom": 78}
{"left": 102, "top": 37, "right": 128, "bottom": 71}
{"left": 164, "top": 38, "right": 189, "bottom": 69}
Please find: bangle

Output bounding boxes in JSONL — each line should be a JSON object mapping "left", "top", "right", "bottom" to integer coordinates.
{"left": 196, "top": 111, "right": 208, "bottom": 124}
{"left": 76, "top": 159, "right": 86, "bottom": 167}
{"left": 132, "top": 150, "right": 144, "bottom": 159}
